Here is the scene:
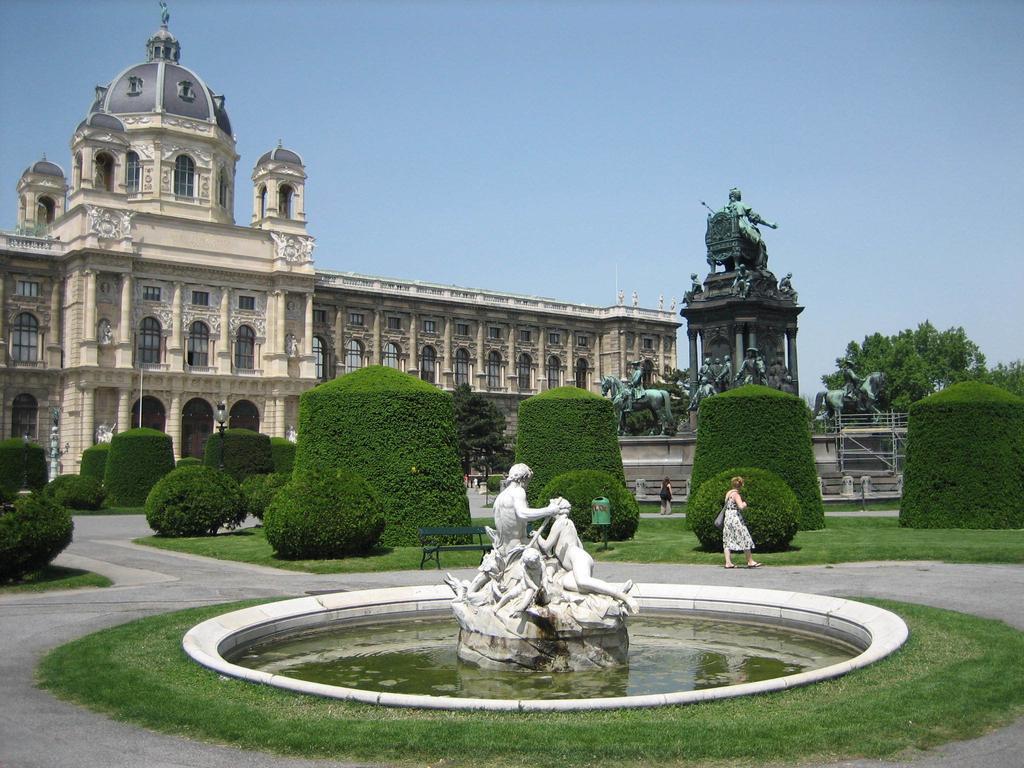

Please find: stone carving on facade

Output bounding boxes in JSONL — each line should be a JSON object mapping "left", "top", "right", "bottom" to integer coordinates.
{"left": 164, "top": 117, "right": 211, "bottom": 133}
{"left": 631, "top": 290, "right": 638, "bottom": 307}
{"left": 229, "top": 313, "right": 267, "bottom": 338}
{"left": 285, "top": 333, "right": 299, "bottom": 358}
{"left": 86, "top": 206, "right": 134, "bottom": 240}
{"left": 122, "top": 116, "right": 152, "bottom": 126}
{"left": 161, "top": 144, "right": 212, "bottom": 164}
{"left": 129, "top": 143, "right": 154, "bottom": 160}
{"left": 95, "top": 423, "right": 116, "bottom": 444}
{"left": 98, "top": 318, "right": 114, "bottom": 345}
{"left": 285, "top": 425, "right": 297, "bottom": 443}
{"left": 270, "top": 231, "right": 316, "bottom": 264}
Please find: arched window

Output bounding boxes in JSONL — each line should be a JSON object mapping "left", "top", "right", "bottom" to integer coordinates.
{"left": 420, "top": 345, "right": 437, "bottom": 383}
{"left": 12, "top": 312, "right": 39, "bottom": 362}
{"left": 187, "top": 321, "right": 209, "bottom": 367}
{"left": 278, "top": 184, "right": 293, "bottom": 218}
{"left": 131, "top": 395, "right": 166, "bottom": 431}
{"left": 229, "top": 400, "right": 260, "bottom": 431}
{"left": 235, "top": 325, "right": 255, "bottom": 370}
{"left": 546, "top": 356, "right": 561, "bottom": 390}
{"left": 74, "top": 152, "right": 83, "bottom": 189}
{"left": 217, "top": 166, "right": 228, "bottom": 208}
{"left": 486, "top": 351, "right": 502, "bottom": 388}
{"left": 181, "top": 398, "right": 213, "bottom": 458}
{"left": 345, "top": 339, "right": 363, "bottom": 373}
{"left": 383, "top": 342, "right": 401, "bottom": 369}
{"left": 313, "top": 336, "right": 326, "bottom": 380}
{"left": 258, "top": 185, "right": 267, "bottom": 218}
{"left": 125, "top": 151, "right": 141, "bottom": 193}
{"left": 517, "top": 353, "right": 532, "bottom": 391}
{"left": 575, "top": 358, "right": 589, "bottom": 389}
{"left": 137, "top": 317, "right": 162, "bottom": 365}
{"left": 455, "top": 348, "right": 470, "bottom": 386}
{"left": 173, "top": 154, "right": 195, "bottom": 198}
{"left": 94, "top": 152, "right": 114, "bottom": 192}
{"left": 37, "top": 196, "right": 56, "bottom": 224}
{"left": 11, "top": 393, "right": 38, "bottom": 439}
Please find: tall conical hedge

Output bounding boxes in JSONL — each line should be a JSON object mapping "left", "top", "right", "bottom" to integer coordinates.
{"left": 515, "top": 387, "right": 624, "bottom": 506}
{"left": 900, "top": 382, "right": 1024, "bottom": 529}
{"left": 691, "top": 385, "right": 824, "bottom": 530}
{"left": 103, "top": 428, "right": 175, "bottom": 507}
{"left": 294, "top": 365, "right": 470, "bottom": 546}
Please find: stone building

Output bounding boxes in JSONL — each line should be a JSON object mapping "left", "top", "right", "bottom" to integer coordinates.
{"left": 0, "top": 19, "right": 679, "bottom": 470}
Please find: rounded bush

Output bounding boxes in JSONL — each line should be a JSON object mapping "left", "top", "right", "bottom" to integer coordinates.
{"left": 176, "top": 457, "right": 202, "bottom": 468}
{"left": 0, "top": 492, "right": 73, "bottom": 581}
{"left": 202, "top": 429, "right": 274, "bottom": 482}
{"left": 515, "top": 387, "right": 624, "bottom": 506}
{"left": 240, "top": 472, "right": 290, "bottom": 521}
{"left": 79, "top": 444, "right": 111, "bottom": 482}
{"left": 270, "top": 437, "right": 296, "bottom": 474}
{"left": 145, "top": 466, "right": 246, "bottom": 537}
{"left": 539, "top": 469, "right": 639, "bottom": 541}
{"left": 295, "top": 366, "right": 469, "bottom": 547}
{"left": 44, "top": 475, "right": 105, "bottom": 511}
{"left": 691, "top": 385, "right": 823, "bottom": 530}
{"left": 687, "top": 467, "right": 800, "bottom": 552}
{"left": 486, "top": 474, "right": 503, "bottom": 493}
{"left": 0, "top": 438, "right": 48, "bottom": 498}
{"left": 901, "top": 382, "right": 1024, "bottom": 529}
{"left": 103, "top": 429, "right": 175, "bottom": 507}
{"left": 264, "top": 467, "right": 385, "bottom": 559}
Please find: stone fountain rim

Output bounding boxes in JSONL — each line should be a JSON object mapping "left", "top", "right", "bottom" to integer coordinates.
{"left": 181, "top": 583, "right": 908, "bottom": 711}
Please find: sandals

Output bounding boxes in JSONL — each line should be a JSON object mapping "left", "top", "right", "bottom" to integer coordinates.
{"left": 748, "top": 562, "right": 763, "bottom": 568}
{"left": 724, "top": 564, "right": 737, "bottom": 569}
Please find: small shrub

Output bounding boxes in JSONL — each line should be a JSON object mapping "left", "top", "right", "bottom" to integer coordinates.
{"left": 145, "top": 466, "right": 246, "bottom": 537}
{"left": 104, "top": 429, "right": 175, "bottom": 507}
{"left": 240, "top": 472, "right": 290, "bottom": 521}
{"left": 79, "top": 444, "right": 111, "bottom": 482}
{"left": 176, "top": 457, "right": 202, "bottom": 468}
{"left": 270, "top": 437, "right": 296, "bottom": 474}
{"left": 486, "top": 474, "right": 503, "bottom": 493}
{"left": 264, "top": 467, "right": 385, "bottom": 559}
{"left": 0, "top": 438, "right": 48, "bottom": 498}
{"left": 687, "top": 467, "right": 800, "bottom": 552}
{"left": 202, "top": 429, "right": 274, "bottom": 482}
{"left": 539, "top": 469, "right": 640, "bottom": 541}
{"left": 44, "top": 475, "right": 105, "bottom": 511}
{"left": 0, "top": 492, "right": 74, "bottom": 581}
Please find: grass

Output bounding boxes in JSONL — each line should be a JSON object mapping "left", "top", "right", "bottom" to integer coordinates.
{"left": 36, "top": 598, "right": 1024, "bottom": 767}
{"left": 0, "top": 566, "right": 111, "bottom": 593}
{"left": 71, "top": 505, "right": 145, "bottom": 516}
{"left": 135, "top": 517, "right": 1024, "bottom": 573}
{"left": 637, "top": 500, "right": 898, "bottom": 514}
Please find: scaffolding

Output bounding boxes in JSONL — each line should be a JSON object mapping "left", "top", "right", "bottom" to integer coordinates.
{"left": 832, "top": 412, "right": 908, "bottom": 473}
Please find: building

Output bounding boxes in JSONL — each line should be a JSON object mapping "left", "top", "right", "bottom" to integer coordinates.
{"left": 0, "top": 19, "right": 679, "bottom": 470}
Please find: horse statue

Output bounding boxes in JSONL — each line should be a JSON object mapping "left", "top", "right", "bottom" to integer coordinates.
{"left": 600, "top": 375, "right": 675, "bottom": 436}
{"left": 814, "top": 371, "right": 887, "bottom": 421}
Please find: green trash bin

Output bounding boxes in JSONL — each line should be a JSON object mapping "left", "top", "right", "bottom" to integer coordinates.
{"left": 591, "top": 497, "right": 611, "bottom": 550}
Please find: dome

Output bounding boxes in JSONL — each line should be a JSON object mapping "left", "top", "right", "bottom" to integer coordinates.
{"left": 258, "top": 145, "right": 304, "bottom": 167}
{"left": 75, "top": 112, "right": 127, "bottom": 133}
{"left": 23, "top": 159, "right": 65, "bottom": 178}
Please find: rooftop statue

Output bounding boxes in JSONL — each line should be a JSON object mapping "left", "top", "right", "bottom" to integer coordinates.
{"left": 704, "top": 188, "right": 778, "bottom": 273}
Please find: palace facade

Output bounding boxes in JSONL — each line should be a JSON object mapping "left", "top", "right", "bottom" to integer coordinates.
{"left": 0, "top": 19, "right": 679, "bottom": 470}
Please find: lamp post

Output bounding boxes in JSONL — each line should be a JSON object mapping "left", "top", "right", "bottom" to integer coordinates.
{"left": 21, "top": 432, "right": 30, "bottom": 492}
{"left": 215, "top": 401, "right": 227, "bottom": 470}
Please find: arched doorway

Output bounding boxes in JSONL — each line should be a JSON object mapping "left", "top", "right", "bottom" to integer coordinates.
{"left": 131, "top": 396, "right": 166, "bottom": 431}
{"left": 11, "top": 393, "right": 38, "bottom": 439}
{"left": 229, "top": 400, "right": 260, "bottom": 432}
{"left": 181, "top": 398, "right": 213, "bottom": 458}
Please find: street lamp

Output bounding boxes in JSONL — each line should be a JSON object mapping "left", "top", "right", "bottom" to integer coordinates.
{"left": 21, "top": 432, "right": 30, "bottom": 492}
{"left": 215, "top": 401, "right": 227, "bottom": 470}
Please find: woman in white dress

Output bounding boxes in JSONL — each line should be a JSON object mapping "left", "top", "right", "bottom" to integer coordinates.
{"left": 722, "top": 476, "right": 762, "bottom": 569}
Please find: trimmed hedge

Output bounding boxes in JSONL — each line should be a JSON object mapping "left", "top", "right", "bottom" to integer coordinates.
{"left": 539, "top": 469, "right": 639, "bottom": 541}
{"left": 515, "top": 387, "right": 624, "bottom": 506}
{"left": 44, "top": 474, "right": 105, "bottom": 511}
{"left": 0, "top": 491, "right": 73, "bottom": 581}
{"left": 486, "top": 474, "right": 503, "bottom": 493}
{"left": 687, "top": 467, "right": 800, "bottom": 552}
{"left": 176, "top": 457, "right": 202, "bottom": 468}
{"left": 264, "top": 467, "right": 385, "bottom": 558}
{"left": 295, "top": 366, "right": 469, "bottom": 547}
{"left": 145, "top": 466, "right": 246, "bottom": 537}
{"left": 103, "top": 429, "right": 175, "bottom": 507}
{"left": 80, "top": 444, "right": 111, "bottom": 482}
{"left": 901, "top": 382, "right": 1024, "bottom": 529}
{"left": 270, "top": 437, "right": 296, "bottom": 474}
{"left": 0, "top": 438, "right": 48, "bottom": 498}
{"left": 202, "top": 429, "right": 274, "bottom": 482}
{"left": 691, "top": 385, "right": 824, "bottom": 530}
{"left": 240, "top": 472, "right": 290, "bottom": 521}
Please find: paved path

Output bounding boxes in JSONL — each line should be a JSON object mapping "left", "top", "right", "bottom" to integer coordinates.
{"left": 1, "top": 513, "right": 1021, "bottom": 768}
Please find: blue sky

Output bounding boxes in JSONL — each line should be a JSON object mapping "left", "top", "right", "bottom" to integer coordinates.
{"left": 2, "top": 0, "right": 1022, "bottom": 396}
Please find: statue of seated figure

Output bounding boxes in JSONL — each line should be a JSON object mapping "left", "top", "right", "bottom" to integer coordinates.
{"left": 705, "top": 188, "right": 778, "bottom": 273}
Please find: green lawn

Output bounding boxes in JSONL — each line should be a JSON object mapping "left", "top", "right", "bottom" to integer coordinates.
{"left": 37, "top": 598, "right": 1024, "bottom": 767}
{"left": 135, "top": 516, "right": 1024, "bottom": 573}
{"left": 0, "top": 566, "right": 111, "bottom": 593}
{"left": 71, "top": 505, "right": 146, "bottom": 516}
{"left": 638, "top": 500, "right": 898, "bottom": 514}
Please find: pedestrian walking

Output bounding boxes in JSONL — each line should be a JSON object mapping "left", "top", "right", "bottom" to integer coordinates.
{"left": 722, "top": 476, "right": 761, "bottom": 569}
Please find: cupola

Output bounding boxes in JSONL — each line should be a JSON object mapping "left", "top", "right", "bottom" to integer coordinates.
{"left": 251, "top": 141, "right": 308, "bottom": 234}
{"left": 16, "top": 156, "right": 67, "bottom": 233}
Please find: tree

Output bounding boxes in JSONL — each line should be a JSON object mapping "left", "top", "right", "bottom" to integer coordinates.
{"left": 452, "top": 384, "right": 510, "bottom": 475}
{"left": 987, "top": 360, "right": 1024, "bottom": 398}
{"left": 822, "top": 322, "right": 987, "bottom": 411}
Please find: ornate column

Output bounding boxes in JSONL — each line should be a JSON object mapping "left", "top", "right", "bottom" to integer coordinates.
{"left": 409, "top": 314, "right": 418, "bottom": 376}
{"left": 442, "top": 317, "right": 453, "bottom": 387}
{"left": 507, "top": 324, "right": 515, "bottom": 391}
{"left": 618, "top": 330, "right": 626, "bottom": 381}
{"left": 688, "top": 328, "right": 699, "bottom": 391}
{"left": 567, "top": 329, "right": 575, "bottom": 387}
{"left": 218, "top": 289, "right": 231, "bottom": 374}
{"left": 748, "top": 327, "right": 757, "bottom": 351}
{"left": 169, "top": 282, "right": 184, "bottom": 370}
{"left": 734, "top": 325, "right": 744, "bottom": 375}
{"left": 81, "top": 386, "right": 94, "bottom": 450}
{"left": 475, "top": 321, "right": 485, "bottom": 387}
{"left": 538, "top": 326, "right": 547, "bottom": 391}
{"left": 168, "top": 393, "right": 182, "bottom": 458}
{"left": 595, "top": 332, "right": 603, "bottom": 384}
{"left": 299, "top": 293, "right": 314, "bottom": 378}
{"left": 117, "top": 389, "right": 131, "bottom": 434}
{"left": 81, "top": 270, "right": 98, "bottom": 366}
{"left": 116, "top": 273, "right": 133, "bottom": 367}
{"left": 372, "top": 309, "right": 381, "bottom": 366}
{"left": 334, "top": 305, "right": 345, "bottom": 377}
{"left": 786, "top": 327, "right": 800, "bottom": 389}
{"left": 46, "top": 279, "right": 62, "bottom": 368}
{"left": 273, "top": 395, "right": 285, "bottom": 437}
{"left": 0, "top": 272, "right": 6, "bottom": 366}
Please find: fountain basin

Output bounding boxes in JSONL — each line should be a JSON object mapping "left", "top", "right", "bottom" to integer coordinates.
{"left": 182, "top": 583, "right": 908, "bottom": 711}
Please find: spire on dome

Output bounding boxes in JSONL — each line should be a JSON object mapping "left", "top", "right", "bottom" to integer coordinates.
{"left": 147, "top": 2, "right": 180, "bottom": 63}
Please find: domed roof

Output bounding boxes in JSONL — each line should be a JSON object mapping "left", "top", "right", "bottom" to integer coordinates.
{"left": 257, "top": 144, "right": 304, "bottom": 167}
{"left": 23, "top": 158, "right": 65, "bottom": 178}
{"left": 75, "top": 112, "right": 127, "bottom": 133}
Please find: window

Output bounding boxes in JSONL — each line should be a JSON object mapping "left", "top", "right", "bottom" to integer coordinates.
{"left": 37, "top": 197, "right": 55, "bottom": 224}
{"left": 235, "top": 325, "right": 255, "bottom": 370}
{"left": 191, "top": 290, "right": 209, "bottom": 306}
{"left": 517, "top": 353, "right": 532, "bottom": 390}
{"left": 455, "top": 348, "right": 470, "bottom": 386}
{"left": 348, "top": 311, "right": 364, "bottom": 326}
{"left": 229, "top": 400, "right": 260, "bottom": 432}
{"left": 127, "top": 75, "right": 144, "bottom": 96}
{"left": 217, "top": 167, "right": 228, "bottom": 208}
{"left": 177, "top": 80, "right": 196, "bottom": 101}
{"left": 173, "top": 155, "right": 195, "bottom": 198}
{"left": 12, "top": 312, "right": 39, "bottom": 362}
{"left": 488, "top": 326, "right": 501, "bottom": 340}
{"left": 313, "top": 336, "right": 326, "bottom": 380}
{"left": 125, "top": 152, "right": 141, "bottom": 193}
{"left": 16, "top": 280, "right": 40, "bottom": 298}
{"left": 548, "top": 332, "right": 561, "bottom": 345}
{"left": 143, "top": 285, "right": 161, "bottom": 301}
{"left": 643, "top": 337, "right": 654, "bottom": 350}
{"left": 313, "top": 309, "right": 327, "bottom": 324}
{"left": 258, "top": 185, "right": 267, "bottom": 218}
{"left": 486, "top": 351, "right": 502, "bottom": 388}
{"left": 422, "top": 319, "right": 436, "bottom": 334}
{"left": 387, "top": 316, "right": 401, "bottom": 331}
{"left": 278, "top": 184, "right": 293, "bottom": 218}
{"left": 138, "top": 317, "right": 162, "bottom": 365}
{"left": 420, "top": 345, "right": 437, "bottom": 383}
{"left": 575, "top": 358, "right": 589, "bottom": 389}
{"left": 94, "top": 153, "right": 113, "bottom": 192}
{"left": 187, "top": 321, "right": 209, "bottom": 366}
{"left": 519, "top": 329, "right": 532, "bottom": 343}
{"left": 238, "top": 295, "right": 255, "bottom": 310}
{"left": 345, "top": 339, "right": 363, "bottom": 373}
{"left": 383, "top": 342, "right": 401, "bottom": 369}
{"left": 546, "top": 356, "right": 561, "bottom": 390}
{"left": 456, "top": 322, "right": 469, "bottom": 336}
{"left": 576, "top": 334, "right": 588, "bottom": 347}
{"left": 11, "top": 393, "right": 38, "bottom": 440}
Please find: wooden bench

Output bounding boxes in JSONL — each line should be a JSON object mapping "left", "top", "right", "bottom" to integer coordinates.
{"left": 418, "top": 526, "right": 492, "bottom": 570}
